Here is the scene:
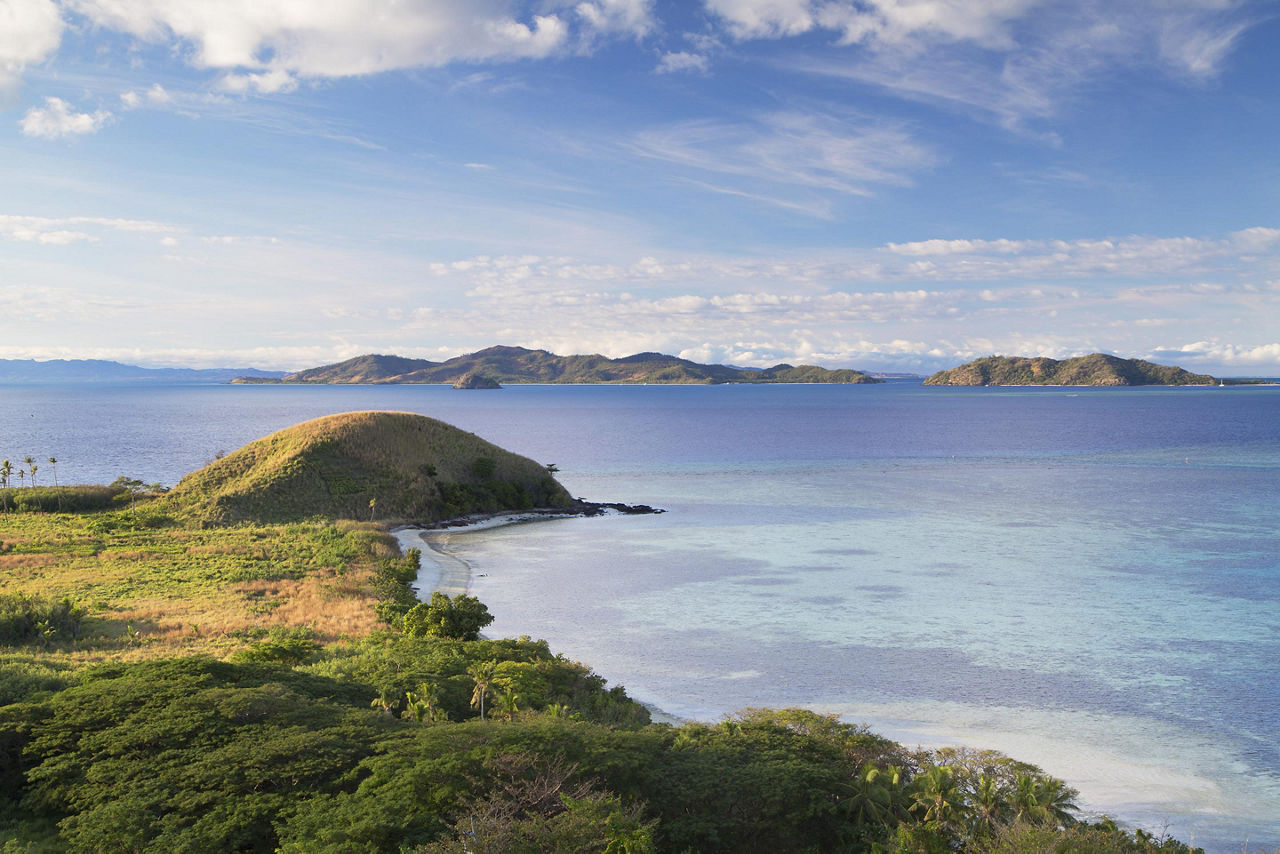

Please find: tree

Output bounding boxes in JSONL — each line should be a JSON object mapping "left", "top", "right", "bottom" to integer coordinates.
{"left": 402, "top": 592, "right": 494, "bottom": 641}
{"left": 848, "top": 764, "right": 891, "bottom": 826}
{"left": 910, "top": 765, "right": 965, "bottom": 830}
{"left": 1, "top": 459, "right": 10, "bottom": 488}
{"left": 23, "top": 456, "right": 35, "bottom": 486}
{"left": 969, "top": 775, "right": 1009, "bottom": 839}
{"left": 469, "top": 660, "right": 497, "bottom": 719}
{"left": 110, "top": 476, "right": 147, "bottom": 517}
{"left": 48, "top": 456, "right": 58, "bottom": 486}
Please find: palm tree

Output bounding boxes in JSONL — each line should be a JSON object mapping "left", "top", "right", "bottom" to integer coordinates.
{"left": 882, "top": 764, "right": 912, "bottom": 822}
{"left": 848, "top": 764, "right": 892, "bottom": 826}
{"left": 48, "top": 457, "right": 61, "bottom": 511}
{"left": 1035, "top": 777, "right": 1079, "bottom": 828}
{"left": 494, "top": 687, "right": 521, "bottom": 721}
{"left": 22, "top": 457, "right": 35, "bottom": 486}
{"left": 1011, "top": 772, "right": 1053, "bottom": 824}
{"left": 910, "top": 765, "right": 966, "bottom": 829}
{"left": 1, "top": 459, "right": 10, "bottom": 488}
{"left": 468, "top": 660, "right": 497, "bottom": 719}
{"left": 969, "top": 775, "right": 1009, "bottom": 838}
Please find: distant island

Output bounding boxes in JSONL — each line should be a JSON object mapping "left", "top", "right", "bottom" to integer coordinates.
{"left": 0, "top": 358, "right": 286, "bottom": 384}
{"left": 232, "top": 345, "right": 882, "bottom": 385}
{"left": 923, "top": 354, "right": 1218, "bottom": 386}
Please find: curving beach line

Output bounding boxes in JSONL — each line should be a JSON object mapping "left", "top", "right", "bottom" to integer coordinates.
{"left": 392, "top": 512, "right": 581, "bottom": 598}
{"left": 392, "top": 528, "right": 472, "bottom": 597}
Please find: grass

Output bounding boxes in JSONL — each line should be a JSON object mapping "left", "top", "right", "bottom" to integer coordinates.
{"left": 0, "top": 508, "right": 395, "bottom": 664}
{"left": 164, "top": 410, "right": 572, "bottom": 525}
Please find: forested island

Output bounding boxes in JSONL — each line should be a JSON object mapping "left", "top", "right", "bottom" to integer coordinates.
{"left": 923, "top": 354, "right": 1217, "bottom": 386}
{"left": 0, "top": 414, "right": 1202, "bottom": 851}
{"left": 232, "top": 345, "right": 882, "bottom": 385}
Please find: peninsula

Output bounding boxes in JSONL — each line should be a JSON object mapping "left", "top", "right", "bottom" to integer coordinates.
{"left": 923, "top": 353, "right": 1217, "bottom": 386}
{"left": 0, "top": 412, "right": 1200, "bottom": 853}
{"left": 232, "top": 345, "right": 881, "bottom": 385}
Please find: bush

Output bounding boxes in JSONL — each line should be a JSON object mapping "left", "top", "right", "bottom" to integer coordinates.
{"left": 0, "top": 486, "right": 122, "bottom": 514}
{"left": 403, "top": 593, "right": 494, "bottom": 641}
{"left": 0, "top": 595, "right": 84, "bottom": 646}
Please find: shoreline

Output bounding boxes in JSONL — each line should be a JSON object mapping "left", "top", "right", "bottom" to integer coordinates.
{"left": 392, "top": 505, "right": 645, "bottom": 597}
{"left": 388, "top": 520, "right": 1271, "bottom": 850}
{"left": 392, "top": 502, "right": 663, "bottom": 596}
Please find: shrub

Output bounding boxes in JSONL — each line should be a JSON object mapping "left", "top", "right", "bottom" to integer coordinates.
{"left": 0, "top": 594, "right": 84, "bottom": 646}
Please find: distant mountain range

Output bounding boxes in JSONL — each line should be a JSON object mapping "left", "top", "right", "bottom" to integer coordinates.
{"left": 923, "top": 354, "right": 1217, "bottom": 386}
{"left": 0, "top": 359, "right": 286, "bottom": 384}
{"left": 2, "top": 351, "right": 1243, "bottom": 387}
{"left": 231, "top": 346, "right": 882, "bottom": 385}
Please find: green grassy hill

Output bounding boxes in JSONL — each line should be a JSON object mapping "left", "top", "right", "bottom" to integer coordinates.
{"left": 924, "top": 354, "right": 1217, "bottom": 386}
{"left": 247, "top": 345, "right": 881, "bottom": 385}
{"left": 164, "top": 411, "right": 571, "bottom": 524}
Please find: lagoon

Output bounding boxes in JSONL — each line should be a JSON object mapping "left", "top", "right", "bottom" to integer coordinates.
{"left": 3, "top": 380, "right": 1278, "bottom": 850}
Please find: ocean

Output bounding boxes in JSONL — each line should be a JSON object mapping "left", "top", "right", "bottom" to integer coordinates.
{"left": 2, "top": 380, "right": 1277, "bottom": 850}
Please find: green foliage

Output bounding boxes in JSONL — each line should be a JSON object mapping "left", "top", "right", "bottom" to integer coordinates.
{"left": 0, "top": 486, "right": 122, "bottom": 514}
{"left": 0, "top": 595, "right": 84, "bottom": 647}
{"left": 229, "top": 627, "right": 321, "bottom": 666}
{"left": 0, "top": 656, "right": 79, "bottom": 706}
{"left": 472, "top": 457, "right": 497, "bottom": 479}
{"left": 3, "top": 658, "right": 386, "bottom": 853}
{"left": 403, "top": 592, "right": 494, "bottom": 641}
{"left": 924, "top": 354, "right": 1217, "bottom": 386}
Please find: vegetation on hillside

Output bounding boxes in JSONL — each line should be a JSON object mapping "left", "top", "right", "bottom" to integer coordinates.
{"left": 236, "top": 345, "right": 882, "bottom": 385}
{"left": 923, "top": 354, "right": 1217, "bottom": 386}
{"left": 163, "top": 411, "right": 572, "bottom": 525}
{"left": 0, "top": 418, "right": 1217, "bottom": 852}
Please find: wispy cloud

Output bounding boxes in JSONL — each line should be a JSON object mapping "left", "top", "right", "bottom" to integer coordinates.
{"left": 749, "top": 1, "right": 1265, "bottom": 134}
{"left": 0, "top": 214, "right": 181, "bottom": 243}
{"left": 629, "top": 109, "right": 936, "bottom": 210}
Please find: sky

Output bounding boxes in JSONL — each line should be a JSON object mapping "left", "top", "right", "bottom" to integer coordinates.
{"left": 1, "top": 0, "right": 1278, "bottom": 375}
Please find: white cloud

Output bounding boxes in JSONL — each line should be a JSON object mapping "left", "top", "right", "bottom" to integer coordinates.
{"left": 704, "top": 0, "right": 815, "bottom": 39}
{"left": 1153, "top": 341, "right": 1280, "bottom": 368}
{"left": 220, "top": 68, "right": 298, "bottom": 94}
{"left": 655, "top": 50, "right": 709, "bottom": 74}
{"left": 0, "top": 214, "right": 182, "bottom": 243}
{"left": 120, "top": 82, "right": 174, "bottom": 108}
{"left": 574, "top": 0, "right": 653, "bottom": 37}
{"left": 19, "top": 96, "right": 112, "bottom": 138}
{"left": 62, "top": 0, "right": 649, "bottom": 89}
{"left": 0, "top": 0, "right": 63, "bottom": 97}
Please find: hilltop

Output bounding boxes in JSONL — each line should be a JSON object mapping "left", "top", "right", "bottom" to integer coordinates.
{"left": 923, "top": 354, "right": 1217, "bottom": 386}
{"left": 233, "top": 345, "right": 881, "bottom": 385}
{"left": 164, "top": 411, "right": 572, "bottom": 524}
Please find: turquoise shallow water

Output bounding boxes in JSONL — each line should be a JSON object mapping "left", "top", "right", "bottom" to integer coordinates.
{"left": 2, "top": 381, "right": 1277, "bottom": 849}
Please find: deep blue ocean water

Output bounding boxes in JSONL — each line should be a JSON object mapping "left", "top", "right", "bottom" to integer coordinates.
{"left": 2, "top": 380, "right": 1277, "bottom": 850}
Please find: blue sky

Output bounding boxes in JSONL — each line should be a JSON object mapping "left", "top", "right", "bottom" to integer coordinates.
{"left": 1, "top": 0, "right": 1278, "bottom": 374}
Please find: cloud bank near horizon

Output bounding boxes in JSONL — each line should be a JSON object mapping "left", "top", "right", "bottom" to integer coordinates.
{"left": 1, "top": 1, "right": 1276, "bottom": 374}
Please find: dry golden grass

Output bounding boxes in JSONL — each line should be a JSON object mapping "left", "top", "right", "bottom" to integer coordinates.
{"left": 0, "top": 553, "right": 61, "bottom": 569}
{"left": 0, "top": 509, "right": 398, "bottom": 664}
